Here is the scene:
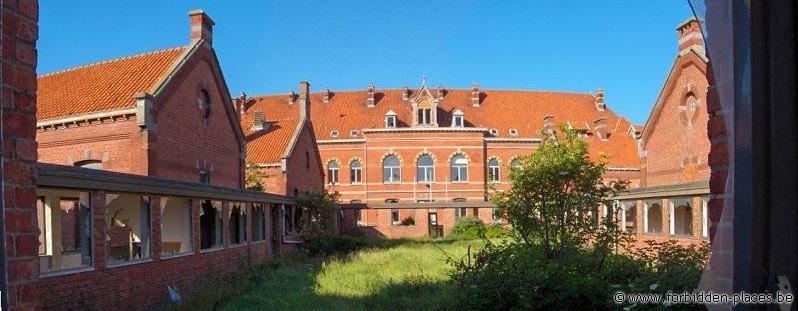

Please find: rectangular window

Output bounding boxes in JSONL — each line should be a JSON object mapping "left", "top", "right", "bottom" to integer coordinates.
{"left": 621, "top": 201, "right": 637, "bottom": 233}
{"left": 106, "top": 193, "right": 152, "bottom": 265}
{"left": 488, "top": 167, "right": 499, "bottom": 182}
{"left": 351, "top": 167, "right": 362, "bottom": 184}
{"left": 391, "top": 209, "right": 400, "bottom": 224}
{"left": 252, "top": 203, "right": 266, "bottom": 241}
{"left": 386, "top": 116, "right": 396, "bottom": 128}
{"left": 200, "top": 200, "right": 224, "bottom": 249}
{"left": 37, "top": 190, "right": 92, "bottom": 274}
{"left": 355, "top": 208, "right": 364, "bottom": 225}
{"left": 456, "top": 207, "right": 468, "bottom": 219}
{"left": 160, "top": 197, "right": 193, "bottom": 256}
{"left": 229, "top": 202, "right": 247, "bottom": 245}
{"left": 454, "top": 115, "right": 464, "bottom": 127}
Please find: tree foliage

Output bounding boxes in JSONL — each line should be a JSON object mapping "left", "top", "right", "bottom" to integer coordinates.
{"left": 296, "top": 189, "right": 341, "bottom": 237}
{"left": 245, "top": 162, "right": 266, "bottom": 191}
{"left": 492, "top": 125, "right": 629, "bottom": 263}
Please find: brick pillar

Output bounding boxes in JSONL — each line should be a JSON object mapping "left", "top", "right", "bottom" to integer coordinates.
{"left": 222, "top": 201, "right": 229, "bottom": 248}
{"left": 706, "top": 65, "right": 727, "bottom": 243}
{"left": 91, "top": 190, "right": 106, "bottom": 271}
{"left": 2, "top": 1, "right": 40, "bottom": 309}
{"left": 192, "top": 199, "right": 200, "bottom": 255}
{"left": 151, "top": 196, "right": 161, "bottom": 261}
{"left": 661, "top": 198, "right": 669, "bottom": 236}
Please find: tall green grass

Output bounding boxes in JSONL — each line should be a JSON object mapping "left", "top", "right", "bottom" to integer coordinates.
{"left": 219, "top": 239, "right": 484, "bottom": 311}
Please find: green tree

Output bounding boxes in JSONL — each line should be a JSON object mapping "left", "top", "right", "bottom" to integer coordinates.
{"left": 296, "top": 189, "right": 341, "bottom": 237}
{"left": 492, "top": 125, "right": 629, "bottom": 264}
{"left": 245, "top": 162, "right": 266, "bottom": 191}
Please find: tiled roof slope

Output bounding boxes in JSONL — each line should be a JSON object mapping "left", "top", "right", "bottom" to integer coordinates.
{"left": 241, "top": 116, "right": 301, "bottom": 164}
{"left": 37, "top": 47, "right": 186, "bottom": 121}
{"left": 245, "top": 88, "right": 641, "bottom": 167}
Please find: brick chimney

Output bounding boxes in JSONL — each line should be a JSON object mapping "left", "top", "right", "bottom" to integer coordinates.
{"left": 402, "top": 86, "right": 410, "bottom": 101}
{"left": 236, "top": 91, "right": 247, "bottom": 116}
{"left": 288, "top": 89, "right": 296, "bottom": 105}
{"left": 323, "top": 87, "right": 331, "bottom": 103}
{"left": 299, "top": 81, "right": 310, "bottom": 120}
{"left": 677, "top": 17, "right": 704, "bottom": 55}
{"left": 367, "top": 83, "right": 376, "bottom": 107}
{"left": 436, "top": 85, "right": 445, "bottom": 99}
{"left": 543, "top": 115, "right": 555, "bottom": 136}
{"left": 594, "top": 89, "right": 606, "bottom": 111}
{"left": 593, "top": 116, "right": 608, "bottom": 140}
{"left": 189, "top": 9, "right": 214, "bottom": 47}
{"left": 471, "top": 83, "right": 480, "bottom": 107}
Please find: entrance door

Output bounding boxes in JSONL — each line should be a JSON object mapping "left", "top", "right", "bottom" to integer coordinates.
{"left": 428, "top": 212, "right": 443, "bottom": 238}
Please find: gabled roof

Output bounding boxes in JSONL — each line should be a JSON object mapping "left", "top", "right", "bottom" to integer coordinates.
{"left": 242, "top": 117, "right": 301, "bottom": 164}
{"left": 37, "top": 47, "right": 188, "bottom": 121}
{"left": 245, "top": 88, "right": 641, "bottom": 168}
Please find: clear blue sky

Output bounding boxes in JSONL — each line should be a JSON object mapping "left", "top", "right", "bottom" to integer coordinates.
{"left": 38, "top": 1, "right": 694, "bottom": 124}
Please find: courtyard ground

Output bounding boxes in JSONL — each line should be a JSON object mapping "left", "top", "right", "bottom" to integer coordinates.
{"left": 215, "top": 239, "right": 484, "bottom": 310}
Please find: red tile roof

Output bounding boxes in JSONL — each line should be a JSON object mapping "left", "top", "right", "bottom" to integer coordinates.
{"left": 37, "top": 47, "right": 187, "bottom": 121}
{"left": 242, "top": 117, "right": 301, "bottom": 164}
{"left": 245, "top": 88, "right": 641, "bottom": 168}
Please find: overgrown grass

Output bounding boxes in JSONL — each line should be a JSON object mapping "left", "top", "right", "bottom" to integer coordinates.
{"left": 212, "top": 239, "right": 484, "bottom": 310}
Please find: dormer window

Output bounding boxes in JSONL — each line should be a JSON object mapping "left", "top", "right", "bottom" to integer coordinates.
{"left": 385, "top": 110, "right": 397, "bottom": 128}
{"left": 350, "top": 130, "right": 360, "bottom": 137}
{"left": 508, "top": 128, "right": 518, "bottom": 136}
{"left": 489, "top": 128, "right": 499, "bottom": 136}
{"left": 331, "top": 130, "right": 339, "bottom": 138}
{"left": 452, "top": 109, "right": 464, "bottom": 127}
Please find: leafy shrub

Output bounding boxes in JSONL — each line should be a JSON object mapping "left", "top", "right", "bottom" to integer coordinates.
{"left": 447, "top": 239, "right": 709, "bottom": 310}
{"left": 448, "top": 217, "right": 486, "bottom": 240}
{"left": 301, "top": 235, "right": 410, "bottom": 257}
{"left": 484, "top": 224, "right": 511, "bottom": 238}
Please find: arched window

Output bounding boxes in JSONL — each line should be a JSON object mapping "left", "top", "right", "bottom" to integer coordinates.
{"left": 671, "top": 198, "right": 693, "bottom": 236}
{"left": 383, "top": 155, "right": 400, "bottom": 183}
{"left": 350, "top": 160, "right": 362, "bottom": 184}
{"left": 451, "top": 154, "right": 468, "bottom": 182}
{"left": 417, "top": 155, "right": 434, "bottom": 183}
{"left": 327, "top": 160, "right": 339, "bottom": 185}
{"left": 645, "top": 202, "right": 663, "bottom": 234}
{"left": 510, "top": 158, "right": 522, "bottom": 172}
{"left": 75, "top": 160, "right": 102, "bottom": 170}
{"left": 488, "top": 158, "right": 500, "bottom": 182}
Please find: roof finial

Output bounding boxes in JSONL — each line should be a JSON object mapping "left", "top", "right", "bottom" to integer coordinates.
{"left": 421, "top": 75, "right": 427, "bottom": 88}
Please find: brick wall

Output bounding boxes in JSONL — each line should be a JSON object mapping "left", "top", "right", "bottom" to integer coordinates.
{"left": 2, "top": 0, "right": 41, "bottom": 309}
{"left": 705, "top": 66, "right": 726, "bottom": 242}
{"left": 150, "top": 46, "right": 244, "bottom": 189}
{"left": 641, "top": 52, "right": 711, "bottom": 188}
{"left": 284, "top": 122, "right": 324, "bottom": 195}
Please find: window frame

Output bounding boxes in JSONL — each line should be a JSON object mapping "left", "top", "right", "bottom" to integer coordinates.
{"left": 385, "top": 115, "right": 397, "bottom": 128}
{"left": 382, "top": 155, "right": 401, "bottom": 183}
{"left": 453, "top": 115, "right": 464, "bottom": 127}
{"left": 450, "top": 154, "right": 469, "bottom": 183}
{"left": 349, "top": 160, "right": 363, "bottom": 184}
{"left": 488, "top": 158, "right": 500, "bottom": 182}
{"left": 416, "top": 155, "right": 435, "bottom": 183}
{"left": 327, "top": 160, "right": 340, "bottom": 185}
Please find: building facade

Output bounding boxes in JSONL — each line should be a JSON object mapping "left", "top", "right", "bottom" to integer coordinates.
{"left": 616, "top": 18, "right": 711, "bottom": 246}
{"left": 244, "top": 80, "right": 642, "bottom": 238}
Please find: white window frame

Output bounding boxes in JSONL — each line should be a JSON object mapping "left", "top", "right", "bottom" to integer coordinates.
{"left": 383, "top": 155, "right": 401, "bottom": 183}
{"left": 488, "top": 158, "right": 500, "bottom": 182}
{"left": 385, "top": 115, "right": 397, "bottom": 128}
{"left": 453, "top": 115, "right": 464, "bottom": 127}
{"left": 417, "top": 155, "right": 435, "bottom": 183}
{"left": 451, "top": 154, "right": 469, "bottom": 183}
{"left": 350, "top": 160, "right": 362, "bottom": 184}
{"left": 327, "top": 160, "right": 339, "bottom": 185}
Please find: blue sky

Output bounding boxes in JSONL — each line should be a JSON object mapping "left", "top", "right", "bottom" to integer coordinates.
{"left": 38, "top": 1, "right": 693, "bottom": 124}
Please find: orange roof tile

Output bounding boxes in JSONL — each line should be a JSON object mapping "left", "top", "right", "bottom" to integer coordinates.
{"left": 242, "top": 117, "right": 301, "bottom": 164}
{"left": 245, "top": 88, "right": 641, "bottom": 168}
{"left": 37, "top": 47, "right": 187, "bottom": 121}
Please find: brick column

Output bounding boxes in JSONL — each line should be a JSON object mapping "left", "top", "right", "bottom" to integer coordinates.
{"left": 91, "top": 190, "right": 107, "bottom": 271}
{"left": 192, "top": 199, "right": 200, "bottom": 255}
{"left": 151, "top": 196, "right": 161, "bottom": 261}
{"left": 2, "top": 1, "right": 40, "bottom": 309}
{"left": 222, "top": 201, "right": 229, "bottom": 248}
{"left": 706, "top": 65, "right": 728, "bottom": 243}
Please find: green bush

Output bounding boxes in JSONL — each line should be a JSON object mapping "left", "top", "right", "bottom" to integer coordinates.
{"left": 447, "top": 239, "right": 709, "bottom": 310}
{"left": 301, "top": 235, "right": 410, "bottom": 257}
{"left": 448, "top": 217, "right": 487, "bottom": 240}
{"left": 484, "top": 224, "right": 511, "bottom": 238}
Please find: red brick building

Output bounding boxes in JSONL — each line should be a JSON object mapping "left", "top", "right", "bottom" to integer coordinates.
{"left": 238, "top": 81, "right": 325, "bottom": 248}
{"left": 616, "top": 17, "right": 711, "bottom": 246}
{"left": 245, "top": 79, "right": 642, "bottom": 238}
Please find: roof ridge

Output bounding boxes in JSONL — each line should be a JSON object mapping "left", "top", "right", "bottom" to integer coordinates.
{"left": 247, "top": 88, "right": 595, "bottom": 98}
{"left": 38, "top": 46, "right": 186, "bottom": 78}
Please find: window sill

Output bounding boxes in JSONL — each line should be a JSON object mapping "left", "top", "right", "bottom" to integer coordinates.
{"left": 451, "top": 181, "right": 469, "bottom": 184}
{"left": 383, "top": 182, "right": 401, "bottom": 185}
{"left": 391, "top": 224, "right": 416, "bottom": 228}
{"left": 160, "top": 252, "right": 194, "bottom": 260}
{"left": 200, "top": 246, "right": 226, "bottom": 254}
{"left": 229, "top": 242, "right": 249, "bottom": 248}
{"left": 250, "top": 239, "right": 268, "bottom": 245}
{"left": 106, "top": 258, "right": 153, "bottom": 269}
{"left": 39, "top": 265, "right": 95, "bottom": 279}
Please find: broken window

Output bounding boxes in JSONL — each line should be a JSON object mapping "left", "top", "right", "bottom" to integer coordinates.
{"left": 455, "top": 207, "right": 468, "bottom": 219}
{"left": 251, "top": 203, "right": 266, "bottom": 241}
{"left": 645, "top": 201, "right": 663, "bottom": 234}
{"left": 106, "top": 193, "right": 152, "bottom": 264}
{"left": 37, "top": 190, "right": 92, "bottom": 274}
{"left": 383, "top": 155, "right": 401, "bottom": 183}
{"left": 670, "top": 197, "right": 694, "bottom": 236}
{"left": 621, "top": 200, "right": 637, "bottom": 233}
{"left": 229, "top": 202, "right": 247, "bottom": 245}
{"left": 160, "top": 196, "right": 193, "bottom": 256}
{"left": 200, "top": 200, "right": 223, "bottom": 250}
{"left": 391, "top": 209, "right": 400, "bottom": 224}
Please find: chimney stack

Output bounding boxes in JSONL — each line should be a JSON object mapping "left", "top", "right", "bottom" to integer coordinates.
{"left": 677, "top": 17, "right": 704, "bottom": 55}
{"left": 367, "top": 83, "right": 376, "bottom": 107}
{"left": 471, "top": 83, "right": 480, "bottom": 107}
{"left": 593, "top": 116, "right": 608, "bottom": 140}
{"left": 402, "top": 86, "right": 410, "bottom": 101}
{"left": 252, "top": 110, "right": 265, "bottom": 131}
{"left": 237, "top": 91, "right": 247, "bottom": 116}
{"left": 543, "top": 115, "right": 555, "bottom": 136}
{"left": 323, "top": 88, "right": 331, "bottom": 103}
{"left": 594, "top": 89, "right": 606, "bottom": 111}
{"left": 189, "top": 9, "right": 214, "bottom": 47}
{"left": 437, "top": 85, "right": 445, "bottom": 99}
{"left": 299, "top": 81, "right": 310, "bottom": 120}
